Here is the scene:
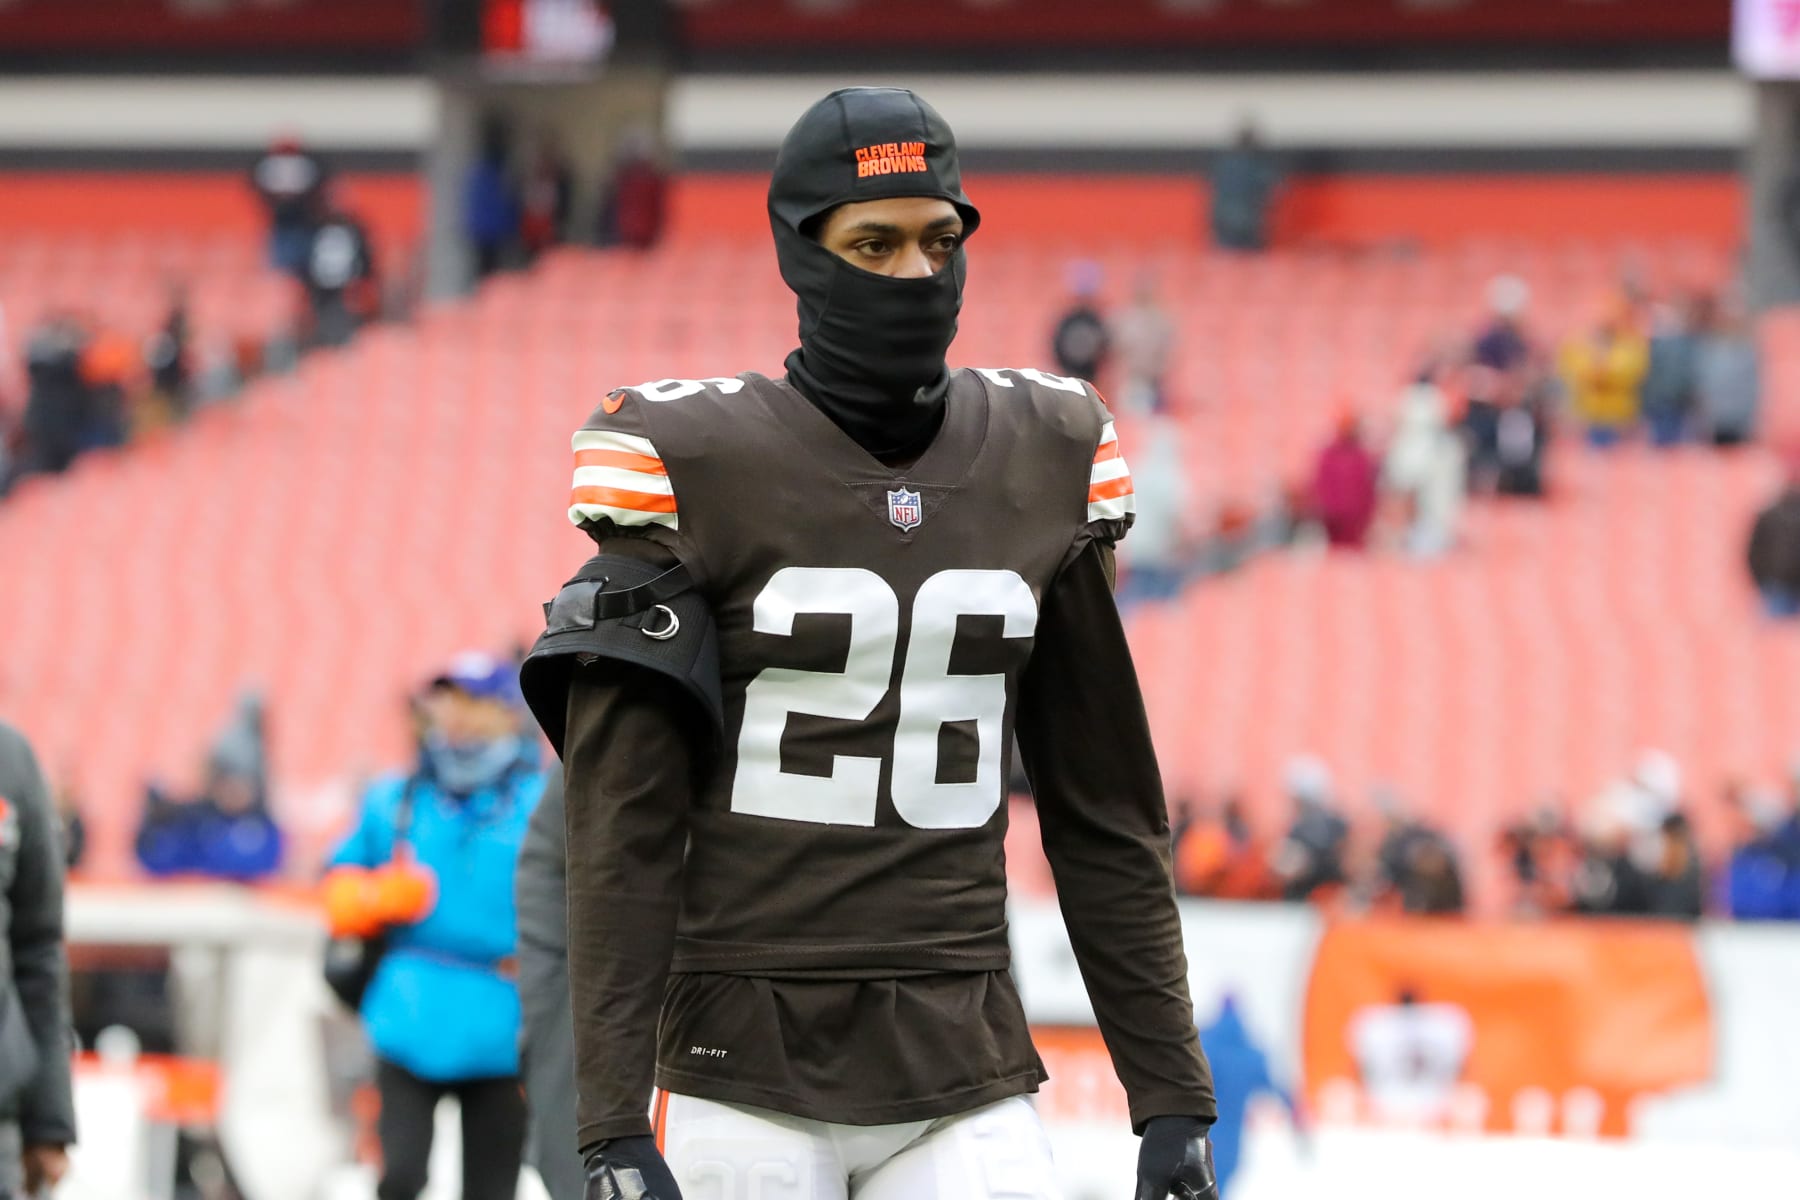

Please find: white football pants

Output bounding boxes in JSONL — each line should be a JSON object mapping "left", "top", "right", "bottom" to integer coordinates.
{"left": 658, "top": 1092, "right": 1064, "bottom": 1200}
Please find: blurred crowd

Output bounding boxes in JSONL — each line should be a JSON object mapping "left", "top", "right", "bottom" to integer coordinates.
{"left": 1068, "top": 258, "right": 1769, "bottom": 612}
{"left": 1319, "top": 270, "right": 1764, "bottom": 554}
{"left": 0, "top": 293, "right": 204, "bottom": 495}
{"left": 1168, "top": 748, "right": 1800, "bottom": 923}
{"left": 0, "top": 134, "right": 392, "bottom": 497}
{"left": 251, "top": 135, "right": 382, "bottom": 347}
{"left": 461, "top": 115, "right": 668, "bottom": 285}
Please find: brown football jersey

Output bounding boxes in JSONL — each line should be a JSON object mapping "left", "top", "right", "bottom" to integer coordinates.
{"left": 568, "top": 367, "right": 1133, "bottom": 978}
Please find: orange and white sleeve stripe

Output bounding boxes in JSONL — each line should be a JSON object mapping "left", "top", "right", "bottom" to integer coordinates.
{"left": 1087, "top": 420, "right": 1136, "bottom": 522}
{"left": 567, "top": 428, "right": 678, "bottom": 531}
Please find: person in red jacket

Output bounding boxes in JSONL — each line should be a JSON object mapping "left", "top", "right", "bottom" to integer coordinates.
{"left": 1312, "top": 412, "right": 1381, "bottom": 549}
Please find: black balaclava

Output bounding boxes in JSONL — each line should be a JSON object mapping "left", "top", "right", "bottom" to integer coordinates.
{"left": 769, "top": 87, "right": 982, "bottom": 460}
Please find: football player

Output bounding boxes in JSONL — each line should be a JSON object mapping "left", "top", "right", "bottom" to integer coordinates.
{"left": 521, "top": 88, "right": 1218, "bottom": 1200}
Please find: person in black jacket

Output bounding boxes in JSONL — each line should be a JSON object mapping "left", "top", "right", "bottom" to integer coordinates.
{"left": 251, "top": 135, "right": 329, "bottom": 277}
{"left": 514, "top": 767, "right": 582, "bottom": 1200}
{"left": 0, "top": 721, "right": 76, "bottom": 1198}
{"left": 1050, "top": 260, "right": 1109, "bottom": 383}
{"left": 1749, "top": 472, "right": 1800, "bottom": 618}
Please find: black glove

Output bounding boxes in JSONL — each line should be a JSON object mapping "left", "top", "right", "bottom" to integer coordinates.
{"left": 1134, "top": 1116, "right": 1219, "bottom": 1200}
{"left": 584, "top": 1136, "right": 683, "bottom": 1200}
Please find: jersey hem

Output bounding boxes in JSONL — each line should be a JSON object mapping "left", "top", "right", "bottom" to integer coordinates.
{"left": 671, "top": 931, "right": 1012, "bottom": 975}
{"left": 650, "top": 1063, "right": 1049, "bottom": 1129}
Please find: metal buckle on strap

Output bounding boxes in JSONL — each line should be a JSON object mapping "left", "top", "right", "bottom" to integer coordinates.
{"left": 589, "top": 564, "right": 694, "bottom": 621}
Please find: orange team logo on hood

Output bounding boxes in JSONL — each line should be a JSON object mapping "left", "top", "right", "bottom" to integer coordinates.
{"left": 855, "top": 141, "right": 928, "bottom": 178}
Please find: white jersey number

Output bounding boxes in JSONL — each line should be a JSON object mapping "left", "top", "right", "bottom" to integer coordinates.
{"left": 730, "top": 567, "right": 1039, "bottom": 829}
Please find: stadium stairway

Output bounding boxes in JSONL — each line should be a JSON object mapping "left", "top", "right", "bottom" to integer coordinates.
{"left": 5, "top": 233, "right": 1768, "bottom": 907}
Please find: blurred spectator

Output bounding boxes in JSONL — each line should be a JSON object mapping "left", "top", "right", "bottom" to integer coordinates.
{"left": 1372, "top": 800, "right": 1466, "bottom": 916}
{"left": 1747, "top": 465, "right": 1800, "bottom": 618}
{"left": 1499, "top": 804, "right": 1575, "bottom": 917}
{"left": 465, "top": 116, "right": 520, "bottom": 280}
{"left": 1464, "top": 276, "right": 1535, "bottom": 489}
{"left": 514, "top": 768, "right": 581, "bottom": 1200}
{"left": 1630, "top": 749, "right": 1684, "bottom": 819}
{"left": 195, "top": 333, "right": 252, "bottom": 403}
{"left": 1310, "top": 415, "right": 1380, "bottom": 549}
{"left": 1641, "top": 294, "right": 1703, "bottom": 448}
{"left": 1115, "top": 415, "right": 1190, "bottom": 607}
{"left": 1381, "top": 380, "right": 1465, "bottom": 557}
{"left": 140, "top": 284, "right": 192, "bottom": 429}
{"left": 322, "top": 653, "right": 543, "bottom": 1200}
{"left": 1494, "top": 396, "right": 1549, "bottom": 498}
{"left": 1568, "top": 812, "right": 1651, "bottom": 916}
{"left": 0, "top": 721, "right": 77, "bottom": 1200}
{"left": 78, "top": 321, "right": 134, "bottom": 454}
{"left": 1198, "top": 995, "right": 1304, "bottom": 1198}
{"left": 1472, "top": 277, "right": 1534, "bottom": 374}
{"left": 1725, "top": 780, "right": 1800, "bottom": 920}
{"left": 135, "top": 771, "right": 282, "bottom": 883}
{"left": 1113, "top": 272, "right": 1175, "bottom": 414}
{"left": 303, "top": 199, "right": 379, "bottom": 349}
{"left": 1174, "top": 796, "right": 1275, "bottom": 901}
{"left": 599, "top": 130, "right": 668, "bottom": 251}
{"left": 519, "top": 132, "right": 575, "bottom": 263}
{"left": 250, "top": 134, "right": 329, "bottom": 277}
{"left": 1560, "top": 300, "right": 1648, "bottom": 448}
{"left": 1270, "top": 756, "right": 1349, "bottom": 902}
{"left": 54, "top": 773, "right": 86, "bottom": 873}
{"left": 1209, "top": 121, "right": 1280, "bottom": 252}
{"left": 1396, "top": 834, "right": 1468, "bottom": 921}
{"left": 1695, "top": 293, "right": 1761, "bottom": 447}
{"left": 1049, "top": 261, "right": 1109, "bottom": 383}
{"left": 1646, "top": 812, "right": 1704, "bottom": 920}
{"left": 135, "top": 694, "right": 280, "bottom": 881}
{"left": 1194, "top": 498, "right": 1270, "bottom": 578}
{"left": 20, "top": 315, "right": 89, "bottom": 476}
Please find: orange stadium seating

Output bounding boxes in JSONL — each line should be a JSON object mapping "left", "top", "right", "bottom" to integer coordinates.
{"left": 4, "top": 227, "right": 1774, "bottom": 910}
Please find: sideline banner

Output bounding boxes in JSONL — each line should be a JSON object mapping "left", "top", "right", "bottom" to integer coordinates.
{"left": 1301, "top": 920, "right": 1712, "bottom": 1137}
{"left": 1010, "top": 900, "right": 1800, "bottom": 1147}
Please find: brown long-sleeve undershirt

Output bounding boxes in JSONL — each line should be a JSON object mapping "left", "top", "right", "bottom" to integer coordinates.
{"left": 1015, "top": 543, "right": 1216, "bottom": 1132}
{"left": 561, "top": 538, "right": 1214, "bottom": 1148}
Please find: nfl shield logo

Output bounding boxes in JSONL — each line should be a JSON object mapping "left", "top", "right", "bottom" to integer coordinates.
{"left": 887, "top": 487, "right": 923, "bottom": 532}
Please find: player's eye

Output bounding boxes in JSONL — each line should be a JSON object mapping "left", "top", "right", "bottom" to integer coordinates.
{"left": 854, "top": 239, "right": 891, "bottom": 257}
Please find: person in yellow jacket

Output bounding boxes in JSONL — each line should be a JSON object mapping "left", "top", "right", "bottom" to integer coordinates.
{"left": 1561, "top": 301, "right": 1649, "bottom": 448}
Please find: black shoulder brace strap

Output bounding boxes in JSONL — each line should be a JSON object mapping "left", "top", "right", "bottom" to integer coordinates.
{"left": 519, "top": 554, "right": 724, "bottom": 759}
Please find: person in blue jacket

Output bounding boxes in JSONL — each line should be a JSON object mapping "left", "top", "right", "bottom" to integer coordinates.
{"left": 1199, "top": 994, "right": 1306, "bottom": 1196}
{"left": 325, "top": 653, "right": 546, "bottom": 1200}
{"left": 136, "top": 692, "right": 283, "bottom": 881}
{"left": 1726, "top": 794, "right": 1800, "bottom": 920}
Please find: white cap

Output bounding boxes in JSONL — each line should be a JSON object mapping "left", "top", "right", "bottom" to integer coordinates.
{"left": 1633, "top": 749, "right": 1682, "bottom": 809}
{"left": 1488, "top": 274, "right": 1530, "bottom": 318}
{"left": 1283, "top": 754, "right": 1334, "bottom": 805}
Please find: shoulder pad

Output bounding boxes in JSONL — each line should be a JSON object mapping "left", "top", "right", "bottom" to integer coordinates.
{"left": 520, "top": 554, "right": 723, "bottom": 758}
{"left": 966, "top": 367, "right": 1132, "bottom": 526}
{"left": 567, "top": 376, "right": 755, "bottom": 535}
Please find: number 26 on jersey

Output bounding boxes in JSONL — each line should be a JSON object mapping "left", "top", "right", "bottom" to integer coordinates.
{"left": 731, "top": 567, "right": 1038, "bottom": 832}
